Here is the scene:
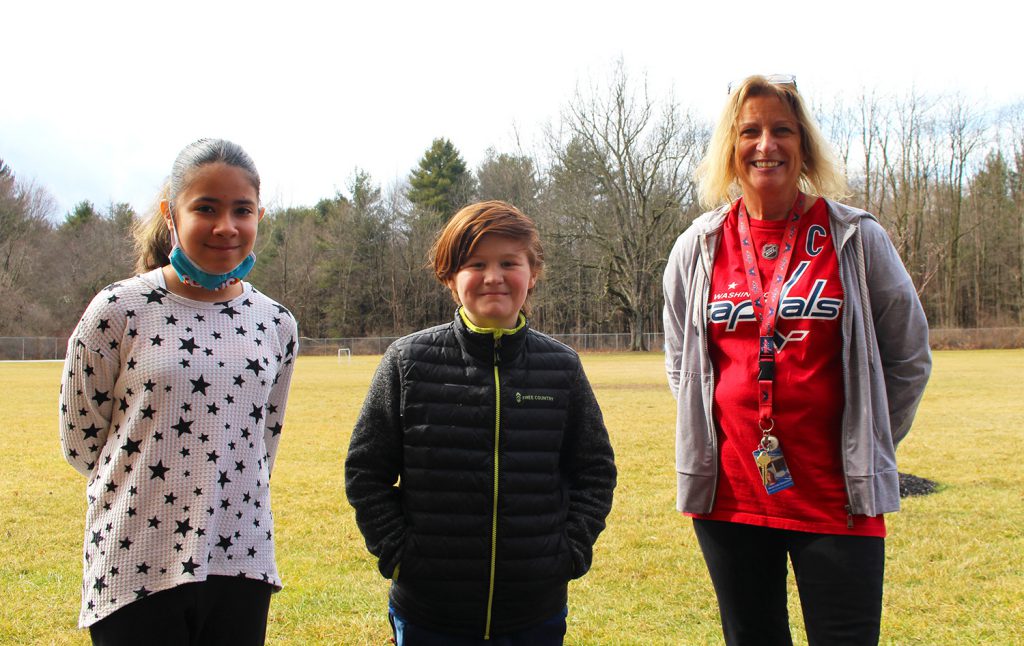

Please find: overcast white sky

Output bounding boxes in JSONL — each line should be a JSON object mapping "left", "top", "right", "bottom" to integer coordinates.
{"left": 1, "top": 0, "right": 1020, "bottom": 218}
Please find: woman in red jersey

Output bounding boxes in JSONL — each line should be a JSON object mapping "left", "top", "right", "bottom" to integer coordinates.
{"left": 662, "top": 75, "right": 931, "bottom": 646}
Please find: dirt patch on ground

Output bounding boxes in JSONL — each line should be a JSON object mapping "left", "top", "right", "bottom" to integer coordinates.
{"left": 899, "top": 472, "right": 939, "bottom": 497}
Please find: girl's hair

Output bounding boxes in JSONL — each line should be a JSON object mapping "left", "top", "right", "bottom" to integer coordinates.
{"left": 694, "top": 75, "right": 849, "bottom": 209}
{"left": 133, "top": 139, "right": 261, "bottom": 272}
{"left": 430, "top": 200, "right": 545, "bottom": 311}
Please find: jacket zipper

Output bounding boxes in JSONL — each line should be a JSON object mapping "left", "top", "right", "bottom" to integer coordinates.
{"left": 698, "top": 228, "right": 720, "bottom": 512}
{"left": 834, "top": 214, "right": 857, "bottom": 523}
{"left": 483, "top": 335, "right": 501, "bottom": 640}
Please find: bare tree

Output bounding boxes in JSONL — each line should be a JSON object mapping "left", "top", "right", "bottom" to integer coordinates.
{"left": 939, "top": 95, "right": 985, "bottom": 326}
{"left": 549, "top": 61, "right": 704, "bottom": 350}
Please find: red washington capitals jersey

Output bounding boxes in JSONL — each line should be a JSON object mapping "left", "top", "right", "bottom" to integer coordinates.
{"left": 696, "top": 198, "right": 885, "bottom": 536}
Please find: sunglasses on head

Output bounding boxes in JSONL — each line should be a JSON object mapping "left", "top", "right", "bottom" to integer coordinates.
{"left": 727, "top": 74, "right": 797, "bottom": 95}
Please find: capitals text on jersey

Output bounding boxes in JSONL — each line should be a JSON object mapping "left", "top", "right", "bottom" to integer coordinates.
{"left": 707, "top": 261, "right": 843, "bottom": 332}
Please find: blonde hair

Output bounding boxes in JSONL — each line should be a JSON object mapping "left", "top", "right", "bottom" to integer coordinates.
{"left": 132, "top": 139, "right": 260, "bottom": 272}
{"left": 695, "top": 75, "right": 849, "bottom": 209}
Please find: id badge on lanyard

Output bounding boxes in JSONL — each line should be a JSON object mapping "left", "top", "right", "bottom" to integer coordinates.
{"left": 736, "top": 194, "right": 805, "bottom": 495}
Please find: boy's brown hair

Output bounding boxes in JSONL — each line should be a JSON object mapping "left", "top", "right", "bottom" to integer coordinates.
{"left": 430, "top": 200, "right": 545, "bottom": 311}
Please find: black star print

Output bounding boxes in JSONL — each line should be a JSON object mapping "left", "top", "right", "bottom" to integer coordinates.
{"left": 256, "top": 322, "right": 267, "bottom": 332}
{"left": 195, "top": 314, "right": 205, "bottom": 322}
{"left": 220, "top": 306, "right": 239, "bottom": 319}
{"left": 150, "top": 335, "right": 163, "bottom": 346}
{"left": 218, "top": 471, "right": 232, "bottom": 488}
{"left": 235, "top": 326, "right": 247, "bottom": 336}
{"left": 182, "top": 557, "right": 200, "bottom": 575}
{"left": 234, "top": 461, "right": 246, "bottom": 473}
{"left": 126, "top": 506, "right": 137, "bottom": 517}
{"left": 180, "top": 446, "right": 190, "bottom": 458}
{"left": 190, "top": 375, "right": 211, "bottom": 395}
{"left": 136, "top": 562, "right": 150, "bottom": 574}
{"left": 204, "top": 348, "right": 214, "bottom": 356}
{"left": 149, "top": 460, "right": 170, "bottom": 480}
{"left": 148, "top": 516, "right": 161, "bottom": 528}
{"left": 94, "top": 576, "right": 108, "bottom": 592}
{"left": 268, "top": 422, "right": 283, "bottom": 436}
{"left": 127, "top": 328, "right": 138, "bottom": 338}
{"left": 285, "top": 338, "right": 296, "bottom": 357}
{"left": 233, "top": 375, "right": 245, "bottom": 387}
{"left": 179, "top": 337, "right": 199, "bottom": 354}
{"left": 143, "top": 379, "right": 156, "bottom": 392}
{"left": 144, "top": 290, "right": 166, "bottom": 304}
{"left": 249, "top": 404, "right": 263, "bottom": 423}
{"left": 247, "top": 546, "right": 257, "bottom": 557}
{"left": 91, "top": 531, "right": 104, "bottom": 546}
{"left": 212, "top": 331, "right": 222, "bottom": 340}
{"left": 119, "top": 398, "right": 129, "bottom": 413}
{"left": 245, "top": 358, "right": 264, "bottom": 375}
{"left": 216, "top": 535, "right": 234, "bottom": 552}
{"left": 171, "top": 417, "right": 193, "bottom": 437}
{"left": 140, "top": 405, "right": 156, "bottom": 419}
{"left": 207, "top": 450, "right": 220, "bottom": 462}
{"left": 180, "top": 359, "right": 191, "bottom": 368}
{"left": 92, "top": 389, "right": 110, "bottom": 406}
{"left": 165, "top": 492, "right": 177, "bottom": 505}
{"left": 82, "top": 424, "right": 102, "bottom": 439}
{"left": 97, "top": 319, "right": 110, "bottom": 331}
{"left": 165, "top": 315, "right": 179, "bottom": 325}
{"left": 134, "top": 587, "right": 152, "bottom": 599}
{"left": 119, "top": 537, "right": 132, "bottom": 550}
{"left": 175, "top": 518, "right": 194, "bottom": 537}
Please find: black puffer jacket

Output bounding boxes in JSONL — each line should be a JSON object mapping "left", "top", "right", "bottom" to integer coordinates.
{"left": 345, "top": 311, "right": 616, "bottom": 638}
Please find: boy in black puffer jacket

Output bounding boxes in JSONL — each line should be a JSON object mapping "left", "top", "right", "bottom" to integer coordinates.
{"left": 345, "top": 200, "right": 616, "bottom": 645}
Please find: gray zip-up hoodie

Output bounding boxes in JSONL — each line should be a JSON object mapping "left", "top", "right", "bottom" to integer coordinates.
{"left": 663, "top": 199, "right": 931, "bottom": 518}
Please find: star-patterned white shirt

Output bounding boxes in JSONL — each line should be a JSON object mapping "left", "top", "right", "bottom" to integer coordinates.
{"left": 59, "top": 269, "right": 298, "bottom": 627}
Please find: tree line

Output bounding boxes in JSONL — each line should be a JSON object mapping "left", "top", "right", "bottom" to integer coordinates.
{"left": 2, "top": 66, "right": 1023, "bottom": 349}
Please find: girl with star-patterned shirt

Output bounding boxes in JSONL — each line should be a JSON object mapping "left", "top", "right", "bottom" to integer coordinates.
{"left": 60, "top": 139, "right": 298, "bottom": 645}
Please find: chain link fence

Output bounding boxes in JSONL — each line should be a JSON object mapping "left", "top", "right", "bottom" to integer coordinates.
{"left": 3, "top": 328, "right": 1023, "bottom": 361}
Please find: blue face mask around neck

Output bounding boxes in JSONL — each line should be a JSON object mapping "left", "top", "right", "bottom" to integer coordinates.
{"left": 167, "top": 210, "right": 257, "bottom": 291}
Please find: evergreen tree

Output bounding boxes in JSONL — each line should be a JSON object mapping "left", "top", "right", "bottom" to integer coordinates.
{"left": 407, "top": 138, "right": 473, "bottom": 218}
{"left": 64, "top": 200, "right": 100, "bottom": 228}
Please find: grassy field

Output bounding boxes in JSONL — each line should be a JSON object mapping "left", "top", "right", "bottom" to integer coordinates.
{"left": 1, "top": 350, "right": 1022, "bottom": 645}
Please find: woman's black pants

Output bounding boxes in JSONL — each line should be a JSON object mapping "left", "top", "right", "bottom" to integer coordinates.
{"left": 693, "top": 519, "right": 884, "bottom": 646}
